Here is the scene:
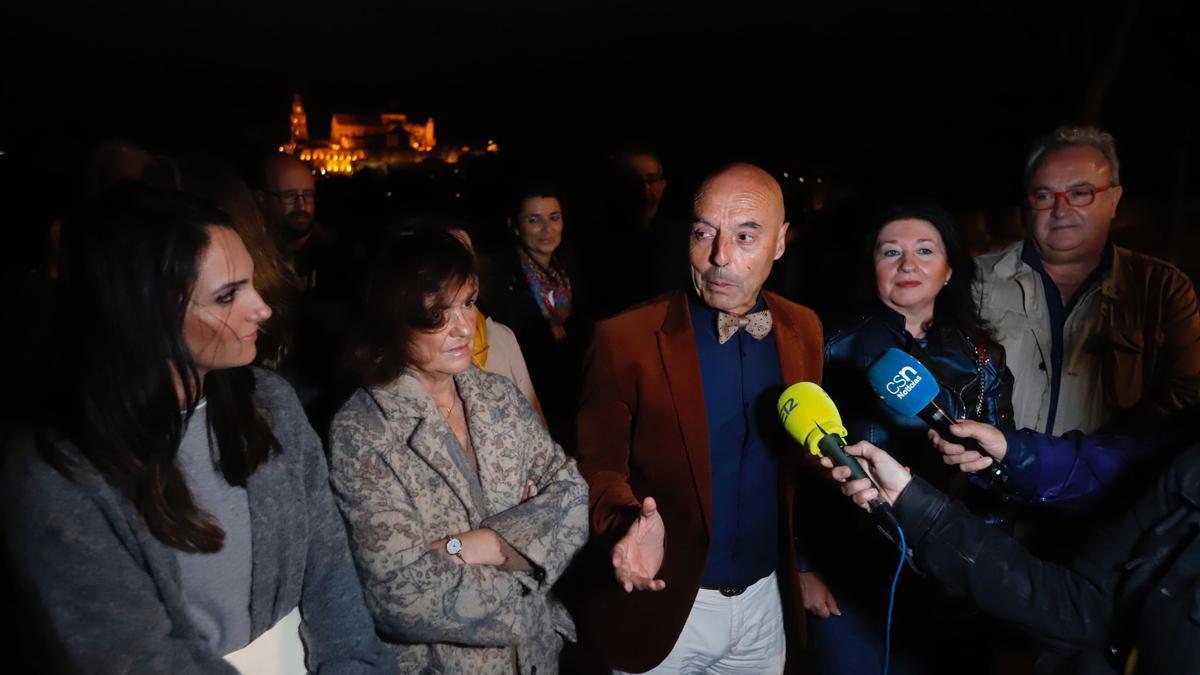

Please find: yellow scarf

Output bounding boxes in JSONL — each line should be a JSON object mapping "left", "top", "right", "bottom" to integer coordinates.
{"left": 471, "top": 312, "right": 489, "bottom": 369}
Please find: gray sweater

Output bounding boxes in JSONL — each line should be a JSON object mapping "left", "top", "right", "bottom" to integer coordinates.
{"left": 3, "top": 368, "right": 395, "bottom": 674}
{"left": 175, "top": 400, "right": 253, "bottom": 656}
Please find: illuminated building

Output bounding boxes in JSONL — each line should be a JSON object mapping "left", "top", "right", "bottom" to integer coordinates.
{"left": 280, "top": 95, "right": 496, "bottom": 174}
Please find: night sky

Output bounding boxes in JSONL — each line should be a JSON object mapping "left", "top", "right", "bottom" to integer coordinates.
{"left": 3, "top": 0, "right": 1197, "bottom": 208}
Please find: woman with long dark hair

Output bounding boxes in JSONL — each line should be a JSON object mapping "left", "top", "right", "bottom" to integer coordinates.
{"left": 179, "top": 154, "right": 301, "bottom": 370}
{"left": 330, "top": 228, "right": 587, "bottom": 674}
{"left": 483, "top": 180, "right": 589, "bottom": 452}
{"left": 802, "top": 202, "right": 1017, "bottom": 675}
{"left": 824, "top": 202, "right": 1015, "bottom": 475}
{"left": 2, "top": 188, "right": 391, "bottom": 674}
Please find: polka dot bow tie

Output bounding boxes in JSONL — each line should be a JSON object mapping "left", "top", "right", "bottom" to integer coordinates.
{"left": 716, "top": 309, "right": 773, "bottom": 345}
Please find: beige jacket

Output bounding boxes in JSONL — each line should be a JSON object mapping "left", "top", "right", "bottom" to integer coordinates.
{"left": 482, "top": 317, "right": 543, "bottom": 421}
{"left": 328, "top": 366, "right": 588, "bottom": 674}
{"left": 974, "top": 241, "right": 1200, "bottom": 434}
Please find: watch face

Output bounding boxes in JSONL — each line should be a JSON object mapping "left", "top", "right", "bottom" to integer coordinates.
{"left": 446, "top": 538, "right": 462, "bottom": 555}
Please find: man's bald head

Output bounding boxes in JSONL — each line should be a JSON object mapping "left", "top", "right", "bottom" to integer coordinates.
{"left": 689, "top": 163, "right": 789, "bottom": 315}
{"left": 693, "top": 163, "right": 786, "bottom": 228}
{"left": 256, "top": 153, "right": 316, "bottom": 240}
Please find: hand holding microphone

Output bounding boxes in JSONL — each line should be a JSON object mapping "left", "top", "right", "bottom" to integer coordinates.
{"left": 780, "top": 381, "right": 910, "bottom": 667}
{"left": 867, "top": 348, "right": 1009, "bottom": 484}
{"left": 928, "top": 421, "right": 1008, "bottom": 474}
{"left": 824, "top": 442, "right": 913, "bottom": 509}
{"left": 777, "top": 382, "right": 898, "bottom": 524}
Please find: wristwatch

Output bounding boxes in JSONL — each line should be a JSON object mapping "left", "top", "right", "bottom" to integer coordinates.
{"left": 446, "top": 537, "right": 463, "bottom": 556}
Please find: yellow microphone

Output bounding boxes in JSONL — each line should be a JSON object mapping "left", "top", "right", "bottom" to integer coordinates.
{"left": 778, "top": 382, "right": 849, "bottom": 458}
{"left": 778, "top": 382, "right": 894, "bottom": 518}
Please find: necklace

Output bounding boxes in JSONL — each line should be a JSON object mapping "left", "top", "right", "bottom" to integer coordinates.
{"left": 437, "top": 397, "right": 458, "bottom": 419}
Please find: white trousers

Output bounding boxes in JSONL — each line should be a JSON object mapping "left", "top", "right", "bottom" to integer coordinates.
{"left": 617, "top": 572, "right": 786, "bottom": 675}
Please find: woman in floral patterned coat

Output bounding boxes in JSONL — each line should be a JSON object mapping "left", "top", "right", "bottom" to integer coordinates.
{"left": 328, "top": 228, "right": 589, "bottom": 674}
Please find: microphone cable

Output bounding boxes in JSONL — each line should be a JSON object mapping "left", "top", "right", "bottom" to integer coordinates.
{"left": 882, "top": 521, "right": 907, "bottom": 675}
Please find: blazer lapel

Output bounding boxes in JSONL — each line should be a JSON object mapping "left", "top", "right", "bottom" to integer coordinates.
{"left": 373, "top": 374, "right": 487, "bottom": 526}
{"left": 656, "top": 291, "right": 714, "bottom": 537}
{"left": 455, "top": 367, "right": 509, "bottom": 515}
{"left": 766, "top": 292, "right": 811, "bottom": 386}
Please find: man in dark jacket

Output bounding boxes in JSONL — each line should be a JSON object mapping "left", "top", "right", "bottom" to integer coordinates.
{"left": 825, "top": 436, "right": 1200, "bottom": 675}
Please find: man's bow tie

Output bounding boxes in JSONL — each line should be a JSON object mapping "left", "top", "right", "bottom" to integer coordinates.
{"left": 717, "top": 309, "right": 772, "bottom": 345}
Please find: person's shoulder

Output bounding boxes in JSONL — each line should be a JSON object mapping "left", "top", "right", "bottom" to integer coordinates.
{"left": 251, "top": 366, "right": 300, "bottom": 408}
{"left": 594, "top": 292, "right": 674, "bottom": 334}
{"left": 823, "top": 310, "right": 881, "bottom": 348}
{"left": 331, "top": 385, "right": 386, "bottom": 428}
{"left": 3, "top": 429, "right": 107, "bottom": 518}
{"left": 464, "top": 362, "right": 521, "bottom": 396}
{"left": 1114, "top": 246, "right": 1193, "bottom": 285}
{"left": 764, "top": 291, "right": 821, "bottom": 330}
{"left": 485, "top": 316, "right": 517, "bottom": 340}
{"left": 328, "top": 386, "right": 393, "bottom": 456}
{"left": 2, "top": 429, "right": 138, "bottom": 568}
{"left": 461, "top": 366, "right": 532, "bottom": 418}
{"left": 823, "top": 311, "right": 907, "bottom": 369}
{"left": 975, "top": 240, "right": 1023, "bottom": 263}
{"left": 250, "top": 367, "right": 309, "bottom": 430}
{"left": 4, "top": 428, "right": 56, "bottom": 485}
{"left": 484, "top": 317, "right": 522, "bottom": 354}
{"left": 973, "top": 241, "right": 1024, "bottom": 281}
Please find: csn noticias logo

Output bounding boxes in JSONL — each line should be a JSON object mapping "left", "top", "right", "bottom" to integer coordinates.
{"left": 885, "top": 366, "right": 922, "bottom": 399}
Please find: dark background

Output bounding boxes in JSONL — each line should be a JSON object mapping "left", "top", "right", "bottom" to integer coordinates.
{"left": 2, "top": 0, "right": 1197, "bottom": 272}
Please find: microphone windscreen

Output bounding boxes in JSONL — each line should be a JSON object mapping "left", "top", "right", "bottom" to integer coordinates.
{"left": 777, "top": 382, "right": 849, "bottom": 457}
{"left": 867, "top": 348, "right": 941, "bottom": 417}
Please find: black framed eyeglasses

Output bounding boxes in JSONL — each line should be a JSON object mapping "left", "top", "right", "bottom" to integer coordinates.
{"left": 269, "top": 190, "right": 316, "bottom": 204}
{"left": 1026, "top": 184, "right": 1114, "bottom": 210}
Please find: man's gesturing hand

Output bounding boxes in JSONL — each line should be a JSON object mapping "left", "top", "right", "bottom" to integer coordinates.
{"left": 612, "top": 496, "right": 666, "bottom": 592}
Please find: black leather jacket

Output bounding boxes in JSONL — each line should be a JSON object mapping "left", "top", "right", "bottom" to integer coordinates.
{"left": 824, "top": 305, "right": 1016, "bottom": 485}
{"left": 895, "top": 442, "right": 1200, "bottom": 675}
{"left": 798, "top": 306, "right": 1019, "bottom": 663}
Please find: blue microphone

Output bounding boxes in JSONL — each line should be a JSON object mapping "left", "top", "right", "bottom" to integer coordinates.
{"left": 867, "top": 348, "right": 1008, "bottom": 484}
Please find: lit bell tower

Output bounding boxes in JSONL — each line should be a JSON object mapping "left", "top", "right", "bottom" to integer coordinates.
{"left": 290, "top": 94, "right": 309, "bottom": 145}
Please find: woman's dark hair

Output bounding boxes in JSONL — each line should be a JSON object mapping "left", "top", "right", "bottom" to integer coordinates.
{"left": 178, "top": 154, "right": 300, "bottom": 368}
{"left": 863, "top": 202, "right": 993, "bottom": 342}
{"left": 48, "top": 186, "right": 281, "bottom": 553}
{"left": 507, "top": 178, "right": 577, "bottom": 277}
{"left": 508, "top": 178, "right": 565, "bottom": 225}
{"left": 346, "top": 227, "right": 477, "bottom": 388}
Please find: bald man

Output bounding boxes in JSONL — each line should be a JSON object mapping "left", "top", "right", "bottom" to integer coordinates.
{"left": 254, "top": 153, "right": 333, "bottom": 292}
{"left": 256, "top": 153, "right": 317, "bottom": 242}
{"left": 573, "top": 164, "right": 827, "bottom": 673}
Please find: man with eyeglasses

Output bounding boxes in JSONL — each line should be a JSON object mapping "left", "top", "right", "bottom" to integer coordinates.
{"left": 974, "top": 126, "right": 1200, "bottom": 436}
{"left": 254, "top": 153, "right": 326, "bottom": 290}
{"left": 251, "top": 152, "right": 354, "bottom": 436}
{"left": 588, "top": 146, "right": 689, "bottom": 319}
{"left": 622, "top": 148, "right": 668, "bottom": 230}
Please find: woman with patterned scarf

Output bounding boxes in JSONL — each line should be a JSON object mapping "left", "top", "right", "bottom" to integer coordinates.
{"left": 484, "top": 181, "right": 590, "bottom": 454}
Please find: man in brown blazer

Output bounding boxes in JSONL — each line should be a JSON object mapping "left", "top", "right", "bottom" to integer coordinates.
{"left": 574, "top": 163, "right": 831, "bottom": 673}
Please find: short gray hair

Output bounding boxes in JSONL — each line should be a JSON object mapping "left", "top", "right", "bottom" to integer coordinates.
{"left": 1023, "top": 125, "right": 1120, "bottom": 188}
